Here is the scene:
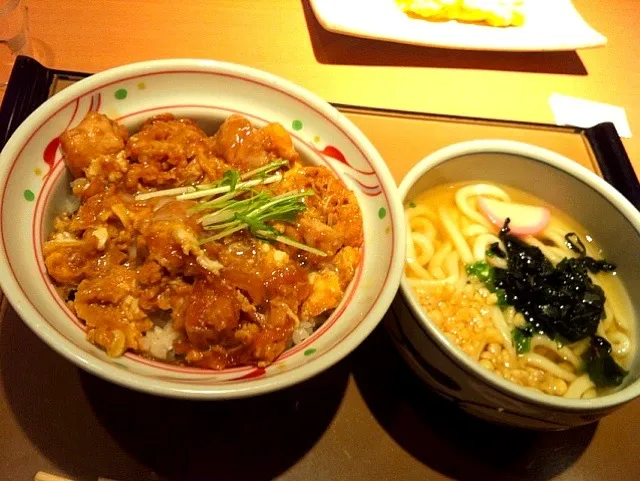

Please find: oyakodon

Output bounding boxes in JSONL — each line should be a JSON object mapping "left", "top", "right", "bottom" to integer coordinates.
{"left": 43, "top": 112, "right": 363, "bottom": 370}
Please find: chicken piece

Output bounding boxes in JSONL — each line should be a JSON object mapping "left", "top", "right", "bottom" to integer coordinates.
{"left": 183, "top": 278, "right": 241, "bottom": 348}
{"left": 305, "top": 167, "right": 362, "bottom": 248}
{"left": 44, "top": 241, "right": 96, "bottom": 285}
{"left": 208, "top": 115, "right": 298, "bottom": 172}
{"left": 60, "top": 112, "right": 129, "bottom": 178}
{"left": 74, "top": 266, "right": 153, "bottom": 356}
{"left": 197, "top": 153, "right": 230, "bottom": 183}
{"left": 125, "top": 114, "right": 209, "bottom": 188}
{"left": 140, "top": 200, "right": 211, "bottom": 274}
{"left": 251, "top": 330, "right": 289, "bottom": 367}
{"left": 195, "top": 299, "right": 296, "bottom": 368}
{"left": 67, "top": 188, "right": 143, "bottom": 233}
{"left": 273, "top": 164, "right": 363, "bottom": 260}
{"left": 136, "top": 260, "right": 165, "bottom": 285}
{"left": 252, "top": 328, "right": 291, "bottom": 367}
{"left": 67, "top": 151, "right": 131, "bottom": 199}
{"left": 143, "top": 226, "right": 222, "bottom": 275}
{"left": 133, "top": 264, "right": 170, "bottom": 311}
{"left": 75, "top": 266, "right": 137, "bottom": 306}
{"left": 185, "top": 240, "right": 309, "bottom": 368}
{"left": 173, "top": 225, "right": 223, "bottom": 274}
{"left": 85, "top": 151, "right": 129, "bottom": 181}
{"left": 264, "top": 264, "right": 312, "bottom": 309}
{"left": 160, "top": 279, "right": 193, "bottom": 328}
{"left": 143, "top": 222, "right": 190, "bottom": 274}
{"left": 300, "top": 269, "right": 344, "bottom": 320}
{"left": 70, "top": 177, "right": 100, "bottom": 201}
{"left": 261, "top": 122, "right": 299, "bottom": 160}
{"left": 252, "top": 301, "right": 298, "bottom": 366}
{"left": 43, "top": 226, "right": 119, "bottom": 285}
{"left": 222, "top": 267, "right": 267, "bottom": 304}
{"left": 298, "top": 216, "right": 344, "bottom": 256}
{"left": 331, "top": 246, "right": 361, "bottom": 289}
{"left": 68, "top": 192, "right": 114, "bottom": 232}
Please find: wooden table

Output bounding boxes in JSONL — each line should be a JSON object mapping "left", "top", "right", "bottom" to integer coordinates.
{"left": 14, "top": 0, "right": 640, "bottom": 166}
{"left": 2, "top": 1, "right": 640, "bottom": 480}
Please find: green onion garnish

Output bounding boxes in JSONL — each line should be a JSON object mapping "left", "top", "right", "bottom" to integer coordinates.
{"left": 134, "top": 160, "right": 325, "bottom": 256}
{"left": 198, "top": 189, "right": 325, "bottom": 256}
{"left": 134, "top": 160, "right": 288, "bottom": 202}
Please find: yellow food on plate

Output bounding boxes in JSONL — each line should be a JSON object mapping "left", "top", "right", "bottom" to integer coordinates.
{"left": 396, "top": 0, "right": 525, "bottom": 27}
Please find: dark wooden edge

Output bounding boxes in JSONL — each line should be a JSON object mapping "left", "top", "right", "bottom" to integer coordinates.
{"left": 585, "top": 123, "right": 640, "bottom": 210}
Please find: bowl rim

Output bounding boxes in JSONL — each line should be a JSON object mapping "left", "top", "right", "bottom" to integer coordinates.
{"left": 0, "top": 58, "right": 406, "bottom": 399}
{"left": 398, "top": 138, "right": 640, "bottom": 411}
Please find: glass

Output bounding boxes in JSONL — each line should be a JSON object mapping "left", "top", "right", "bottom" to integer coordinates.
{"left": 0, "top": 0, "right": 32, "bottom": 90}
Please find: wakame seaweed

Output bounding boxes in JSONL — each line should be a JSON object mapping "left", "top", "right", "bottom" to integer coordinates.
{"left": 564, "top": 232, "right": 586, "bottom": 256}
{"left": 564, "top": 232, "right": 617, "bottom": 273}
{"left": 493, "top": 219, "right": 616, "bottom": 343}
{"left": 586, "top": 336, "right": 628, "bottom": 388}
{"left": 487, "top": 241, "right": 506, "bottom": 259}
{"left": 464, "top": 220, "right": 627, "bottom": 388}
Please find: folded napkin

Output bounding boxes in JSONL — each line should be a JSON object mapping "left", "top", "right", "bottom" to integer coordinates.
{"left": 549, "top": 93, "right": 632, "bottom": 139}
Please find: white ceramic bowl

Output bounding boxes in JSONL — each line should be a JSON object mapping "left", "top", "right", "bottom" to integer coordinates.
{"left": 0, "top": 59, "right": 405, "bottom": 399}
{"left": 392, "top": 140, "right": 640, "bottom": 430}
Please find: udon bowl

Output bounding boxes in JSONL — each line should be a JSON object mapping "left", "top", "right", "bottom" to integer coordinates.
{"left": 0, "top": 59, "right": 405, "bottom": 399}
{"left": 390, "top": 140, "right": 640, "bottom": 430}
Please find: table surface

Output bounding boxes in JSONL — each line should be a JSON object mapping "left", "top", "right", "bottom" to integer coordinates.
{"left": 9, "top": 0, "right": 640, "bottom": 166}
{"left": 2, "top": 1, "right": 640, "bottom": 480}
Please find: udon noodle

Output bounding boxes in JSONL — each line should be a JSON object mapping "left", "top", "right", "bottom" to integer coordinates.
{"left": 405, "top": 182, "right": 635, "bottom": 398}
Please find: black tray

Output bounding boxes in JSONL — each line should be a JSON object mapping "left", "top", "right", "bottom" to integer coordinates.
{"left": 2, "top": 56, "right": 639, "bottom": 208}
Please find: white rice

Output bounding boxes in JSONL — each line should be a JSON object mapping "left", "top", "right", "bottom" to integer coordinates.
{"left": 139, "top": 322, "right": 180, "bottom": 360}
{"left": 292, "top": 321, "right": 315, "bottom": 345}
{"left": 141, "top": 317, "right": 320, "bottom": 360}
{"left": 63, "top": 184, "right": 81, "bottom": 213}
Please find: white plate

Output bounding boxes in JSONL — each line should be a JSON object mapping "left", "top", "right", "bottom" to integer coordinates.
{"left": 309, "top": 0, "right": 607, "bottom": 52}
